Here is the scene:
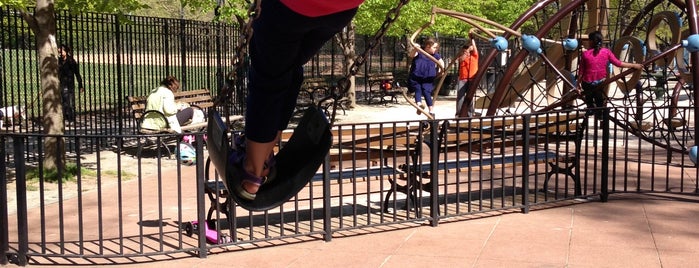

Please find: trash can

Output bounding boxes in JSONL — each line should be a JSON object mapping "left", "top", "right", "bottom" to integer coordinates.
{"left": 438, "top": 74, "right": 455, "bottom": 96}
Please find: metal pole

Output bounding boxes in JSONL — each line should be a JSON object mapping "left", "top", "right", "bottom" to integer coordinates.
{"left": 322, "top": 156, "right": 332, "bottom": 241}
{"left": 601, "top": 109, "right": 610, "bottom": 202}
{"left": 429, "top": 119, "right": 440, "bottom": 226}
{"left": 1, "top": 136, "right": 8, "bottom": 265}
{"left": 195, "top": 135, "right": 207, "bottom": 258}
{"left": 521, "top": 115, "right": 531, "bottom": 214}
{"left": 14, "top": 137, "right": 28, "bottom": 265}
{"left": 686, "top": 0, "right": 699, "bottom": 192}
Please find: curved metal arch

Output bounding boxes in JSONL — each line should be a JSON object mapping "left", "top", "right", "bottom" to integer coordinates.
{"left": 485, "top": 0, "right": 587, "bottom": 115}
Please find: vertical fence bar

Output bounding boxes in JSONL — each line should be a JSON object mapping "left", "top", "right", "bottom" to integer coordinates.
{"left": 322, "top": 155, "right": 332, "bottom": 242}
{"left": 195, "top": 135, "right": 208, "bottom": 258}
{"left": 13, "top": 137, "right": 28, "bottom": 266}
{"left": 686, "top": 0, "right": 699, "bottom": 194}
{"left": 75, "top": 136, "right": 85, "bottom": 255}
{"left": 429, "top": 119, "right": 439, "bottom": 226}
{"left": 521, "top": 115, "right": 531, "bottom": 214}
{"left": 1, "top": 136, "right": 8, "bottom": 265}
{"left": 115, "top": 14, "right": 124, "bottom": 136}
{"left": 601, "top": 108, "right": 610, "bottom": 202}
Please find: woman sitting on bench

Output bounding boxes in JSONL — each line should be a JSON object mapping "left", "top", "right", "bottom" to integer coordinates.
{"left": 141, "top": 76, "right": 194, "bottom": 133}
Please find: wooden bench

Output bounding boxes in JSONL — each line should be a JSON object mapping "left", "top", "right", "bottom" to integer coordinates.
{"left": 366, "top": 112, "right": 586, "bottom": 211}
{"left": 366, "top": 72, "right": 405, "bottom": 105}
{"left": 294, "top": 77, "right": 349, "bottom": 118}
{"left": 297, "top": 77, "right": 328, "bottom": 108}
{"left": 280, "top": 124, "right": 420, "bottom": 178}
{"left": 201, "top": 111, "right": 586, "bottom": 215}
{"left": 201, "top": 124, "right": 415, "bottom": 219}
{"left": 126, "top": 88, "right": 243, "bottom": 158}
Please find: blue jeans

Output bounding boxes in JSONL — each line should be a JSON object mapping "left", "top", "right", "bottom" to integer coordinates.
{"left": 409, "top": 78, "right": 434, "bottom": 107}
{"left": 245, "top": 0, "right": 357, "bottom": 143}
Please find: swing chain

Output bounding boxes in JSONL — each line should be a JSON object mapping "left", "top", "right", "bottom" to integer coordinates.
{"left": 213, "top": 0, "right": 260, "bottom": 107}
{"left": 215, "top": 0, "right": 411, "bottom": 124}
{"left": 349, "top": 0, "right": 409, "bottom": 77}
{"left": 325, "top": 0, "right": 411, "bottom": 126}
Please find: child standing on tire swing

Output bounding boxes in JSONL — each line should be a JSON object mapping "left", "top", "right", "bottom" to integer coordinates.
{"left": 229, "top": 0, "right": 365, "bottom": 201}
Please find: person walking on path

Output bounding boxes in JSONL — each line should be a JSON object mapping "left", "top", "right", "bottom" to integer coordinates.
{"left": 58, "top": 44, "right": 84, "bottom": 124}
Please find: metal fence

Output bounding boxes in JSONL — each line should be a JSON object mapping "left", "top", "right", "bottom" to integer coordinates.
{"left": 2, "top": 107, "right": 697, "bottom": 265}
{"left": 0, "top": 8, "right": 472, "bottom": 138}
{"left": 4, "top": 7, "right": 698, "bottom": 267}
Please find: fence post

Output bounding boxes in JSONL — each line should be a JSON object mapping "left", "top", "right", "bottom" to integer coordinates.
{"left": 428, "top": 119, "right": 440, "bottom": 226}
{"left": 1, "top": 136, "right": 8, "bottom": 265}
{"left": 115, "top": 14, "right": 125, "bottom": 136}
{"left": 195, "top": 134, "right": 208, "bottom": 258}
{"left": 521, "top": 115, "right": 531, "bottom": 214}
{"left": 13, "top": 137, "right": 28, "bottom": 266}
{"left": 322, "top": 156, "right": 332, "bottom": 242}
{"left": 600, "top": 108, "right": 610, "bottom": 202}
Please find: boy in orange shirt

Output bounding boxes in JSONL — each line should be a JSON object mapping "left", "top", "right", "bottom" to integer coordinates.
{"left": 456, "top": 38, "right": 478, "bottom": 116}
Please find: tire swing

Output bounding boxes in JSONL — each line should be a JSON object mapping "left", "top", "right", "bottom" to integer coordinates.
{"left": 206, "top": 0, "right": 412, "bottom": 211}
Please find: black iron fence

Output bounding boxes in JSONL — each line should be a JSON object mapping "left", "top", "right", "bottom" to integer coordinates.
{"left": 1, "top": 8, "right": 474, "bottom": 139}
{"left": 2, "top": 107, "right": 697, "bottom": 265}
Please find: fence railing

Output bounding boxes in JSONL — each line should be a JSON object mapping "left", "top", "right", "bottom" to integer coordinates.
{"left": 3, "top": 108, "right": 696, "bottom": 265}
{"left": 1, "top": 7, "right": 474, "bottom": 140}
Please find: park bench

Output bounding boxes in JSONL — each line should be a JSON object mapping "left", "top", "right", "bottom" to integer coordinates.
{"left": 200, "top": 110, "right": 586, "bottom": 216}
{"left": 126, "top": 88, "right": 243, "bottom": 158}
{"left": 296, "top": 77, "right": 328, "bottom": 112}
{"left": 201, "top": 123, "right": 419, "bottom": 218}
{"left": 372, "top": 112, "right": 586, "bottom": 211}
{"left": 298, "top": 76, "right": 353, "bottom": 118}
{"left": 366, "top": 72, "right": 405, "bottom": 105}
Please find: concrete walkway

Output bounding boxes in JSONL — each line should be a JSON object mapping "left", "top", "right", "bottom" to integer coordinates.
{"left": 97, "top": 192, "right": 699, "bottom": 268}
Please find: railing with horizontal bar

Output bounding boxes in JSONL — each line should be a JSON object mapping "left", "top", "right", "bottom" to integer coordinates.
{"left": 3, "top": 108, "right": 699, "bottom": 265}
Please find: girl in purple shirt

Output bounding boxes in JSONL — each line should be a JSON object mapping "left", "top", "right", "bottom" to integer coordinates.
{"left": 579, "top": 31, "right": 642, "bottom": 117}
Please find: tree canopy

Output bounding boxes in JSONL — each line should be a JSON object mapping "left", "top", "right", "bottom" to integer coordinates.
{"left": 354, "top": 0, "right": 536, "bottom": 38}
{"left": 0, "top": 0, "right": 536, "bottom": 37}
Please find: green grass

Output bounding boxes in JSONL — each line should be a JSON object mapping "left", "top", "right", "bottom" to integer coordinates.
{"left": 103, "top": 169, "right": 136, "bottom": 180}
{"left": 2, "top": 49, "right": 223, "bottom": 116}
{"left": 26, "top": 162, "right": 83, "bottom": 183}
{"left": 24, "top": 162, "right": 135, "bottom": 184}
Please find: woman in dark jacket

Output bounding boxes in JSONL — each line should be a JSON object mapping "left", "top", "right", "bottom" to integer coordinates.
{"left": 58, "top": 44, "right": 85, "bottom": 123}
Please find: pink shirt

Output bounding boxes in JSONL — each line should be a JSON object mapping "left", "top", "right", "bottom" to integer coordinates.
{"left": 579, "top": 48, "right": 623, "bottom": 83}
{"left": 281, "top": 0, "right": 365, "bottom": 17}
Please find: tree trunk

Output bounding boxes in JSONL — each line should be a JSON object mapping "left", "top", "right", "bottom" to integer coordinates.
{"left": 336, "top": 22, "right": 357, "bottom": 108}
{"left": 31, "top": 0, "right": 65, "bottom": 171}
